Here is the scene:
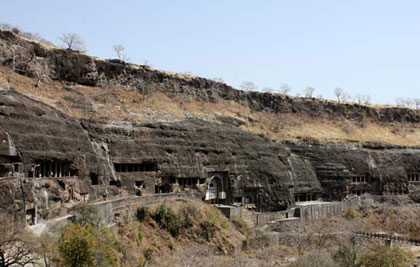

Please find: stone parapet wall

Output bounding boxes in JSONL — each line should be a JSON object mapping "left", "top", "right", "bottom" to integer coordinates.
{"left": 90, "top": 191, "right": 199, "bottom": 224}
{"left": 296, "top": 201, "right": 343, "bottom": 224}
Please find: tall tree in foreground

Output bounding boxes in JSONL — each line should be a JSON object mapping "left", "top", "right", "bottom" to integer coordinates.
{"left": 0, "top": 213, "right": 37, "bottom": 267}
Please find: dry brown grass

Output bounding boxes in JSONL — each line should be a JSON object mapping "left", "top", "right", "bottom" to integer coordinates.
{"left": 2, "top": 66, "right": 420, "bottom": 146}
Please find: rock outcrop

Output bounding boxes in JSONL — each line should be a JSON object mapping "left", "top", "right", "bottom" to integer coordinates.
{"left": 1, "top": 29, "right": 420, "bottom": 225}
{"left": 1, "top": 29, "right": 420, "bottom": 124}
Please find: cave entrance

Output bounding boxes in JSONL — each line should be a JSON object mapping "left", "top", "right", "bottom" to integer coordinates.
{"left": 244, "top": 196, "right": 253, "bottom": 204}
{"left": 90, "top": 173, "right": 99, "bottom": 185}
{"left": 205, "top": 175, "right": 226, "bottom": 204}
{"left": 31, "top": 160, "right": 76, "bottom": 178}
{"left": 110, "top": 180, "right": 122, "bottom": 187}
{"left": 26, "top": 208, "right": 37, "bottom": 226}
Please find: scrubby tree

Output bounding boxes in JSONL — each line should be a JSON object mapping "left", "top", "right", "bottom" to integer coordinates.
{"left": 58, "top": 223, "right": 99, "bottom": 267}
{"left": 303, "top": 87, "right": 315, "bottom": 98}
{"left": 240, "top": 81, "right": 257, "bottom": 92}
{"left": 282, "top": 223, "right": 313, "bottom": 256}
{"left": 262, "top": 87, "right": 274, "bottom": 93}
{"left": 395, "top": 98, "right": 413, "bottom": 108}
{"left": 359, "top": 245, "right": 415, "bottom": 267}
{"left": 278, "top": 83, "right": 291, "bottom": 95}
{"left": 28, "top": 58, "right": 52, "bottom": 86}
{"left": 59, "top": 33, "right": 85, "bottom": 51}
{"left": 211, "top": 77, "right": 224, "bottom": 83}
{"left": 363, "top": 95, "right": 372, "bottom": 105}
{"left": 0, "top": 213, "right": 37, "bottom": 267}
{"left": 113, "top": 44, "right": 129, "bottom": 62}
{"left": 355, "top": 94, "right": 363, "bottom": 104}
{"left": 69, "top": 203, "right": 101, "bottom": 227}
{"left": 334, "top": 87, "right": 344, "bottom": 103}
{"left": 413, "top": 98, "right": 420, "bottom": 110}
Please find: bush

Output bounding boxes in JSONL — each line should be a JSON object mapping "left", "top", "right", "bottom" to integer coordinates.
{"left": 232, "top": 217, "right": 251, "bottom": 236}
{"left": 200, "top": 221, "right": 217, "bottom": 241}
{"left": 152, "top": 205, "right": 182, "bottom": 238}
{"left": 342, "top": 120, "right": 356, "bottom": 134}
{"left": 58, "top": 223, "right": 119, "bottom": 267}
{"left": 136, "top": 207, "right": 151, "bottom": 222}
{"left": 58, "top": 223, "right": 98, "bottom": 267}
{"left": 179, "top": 206, "right": 201, "bottom": 229}
{"left": 137, "top": 231, "right": 144, "bottom": 244}
{"left": 69, "top": 203, "right": 101, "bottom": 227}
{"left": 144, "top": 248, "right": 154, "bottom": 264}
{"left": 359, "top": 245, "right": 415, "bottom": 267}
{"left": 343, "top": 208, "right": 356, "bottom": 220}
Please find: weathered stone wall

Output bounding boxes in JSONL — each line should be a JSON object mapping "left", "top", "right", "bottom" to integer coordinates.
{"left": 295, "top": 202, "right": 343, "bottom": 224}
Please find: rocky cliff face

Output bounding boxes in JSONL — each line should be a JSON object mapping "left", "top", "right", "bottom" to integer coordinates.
{"left": 1, "top": 29, "right": 420, "bottom": 224}
{"left": 0, "top": 88, "right": 322, "bottom": 219}
{"left": 1, "top": 29, "right": 420, "bottom": 124}
{"left": 288, "top": 142, "right": 420, "bottom": 201}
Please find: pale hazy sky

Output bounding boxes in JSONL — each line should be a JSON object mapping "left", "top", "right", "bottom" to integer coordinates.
{"left": 2, "top": 0, "right": 420, "bottom": 104}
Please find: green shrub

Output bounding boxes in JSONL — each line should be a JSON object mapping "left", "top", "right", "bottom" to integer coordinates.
{"left": 200, "top": 221, "right": 216, "bottom": 241}
{"left": 144, "top": 248, "right": 154, "bottom": 263}
{"left": 359, "top": 245, "right": 415, "bottom": 267}
{"left": 69, "top": 203, "right": 101, "bottom": 227}
{"left": 137, "top": 231, "right": 144, "bottom": 244}
{"left": 343, "top": 208, "right": 356, "bottom": 220}
{"left": 136, "top": 207, "right": 151, "bottom": 222}
{"left": 179, "top": 206, "right": 201, "bottom": 229}
{"left": 232, "top": 217, "right": 251, "bottom": 235}
{"left": 152, "top": 205, "right": 182, "bottom": 238}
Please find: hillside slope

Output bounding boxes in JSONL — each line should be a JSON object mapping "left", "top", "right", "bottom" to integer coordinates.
{"left": 1, "top": 29, "right": 420, "bottom": 146}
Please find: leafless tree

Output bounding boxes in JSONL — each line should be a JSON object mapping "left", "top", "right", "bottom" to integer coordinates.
{"left": 211, "top": 77, "right": 224, "bottom": 83}
{"left": 10, "top": 43, "right": 30, "bottom": 72}
{"left": 334, "top": 87, "right": 344, "bottom": 103}
{"left": 342, "top": 92, "right": 351, "bottom": 102}
{"left": 309, "top": 219, "right": 337, "bottom": 256}
{"left": 396, "top": 98, "right": 413, "bottom": 108}
{"left": 59, "top": 33, "right": 85, "bottom": 51}
{"left": 363, "top": 95, "right": 372, "bottom": 105}
{"left": 113, "top": 44, "right": 129, "bottom": 62}
{"left": 303, "top": 87, "right": 315, "bottom": 98}
{"left": 0, "top": 23, "right": 14, "bottom": 31}
{"left": 27, "top": 58, "right": 52, "bottom": 86}
{"left": 355, "top": 94, "right": 372, "bottom": 105}
{"left": 240, "top": 81, "right": 257, "bottom": 92}
{"left": 0, "top": 213, "right": 38, "bottom": 267}
{"left": 278, "top": 83, "right": 291, "bottom": 95}
{"left": 282, "top": 223, "right": 313, "bottom": 256}
{"left": 143, "top": 60, "right": 152, "bottom": 68}
{"left": 262, "top": 87, "right": 274, "bottom": 93}
{"left": 414, "top": 98, "right": 420, "bottom": 110}
{"left": 355, "top": 94, "right": 363, "bottom": 104}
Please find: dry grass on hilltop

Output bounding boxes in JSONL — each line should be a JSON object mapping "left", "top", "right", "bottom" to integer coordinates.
{"left": 2, "top": 66, "right": 420, "bottom": 146}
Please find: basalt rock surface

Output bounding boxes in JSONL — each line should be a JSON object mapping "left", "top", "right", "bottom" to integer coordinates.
{"left": 0, "top": 89, "right": 322, "bottom": 218}
{"left": 1, "top": 29, "right": 420, "bottom": 124}
{"left": 288, "top": 143, "right": 420, "bottom": 201}
{"left": 1, "top": 29, "right": 420, "bottom": 223}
